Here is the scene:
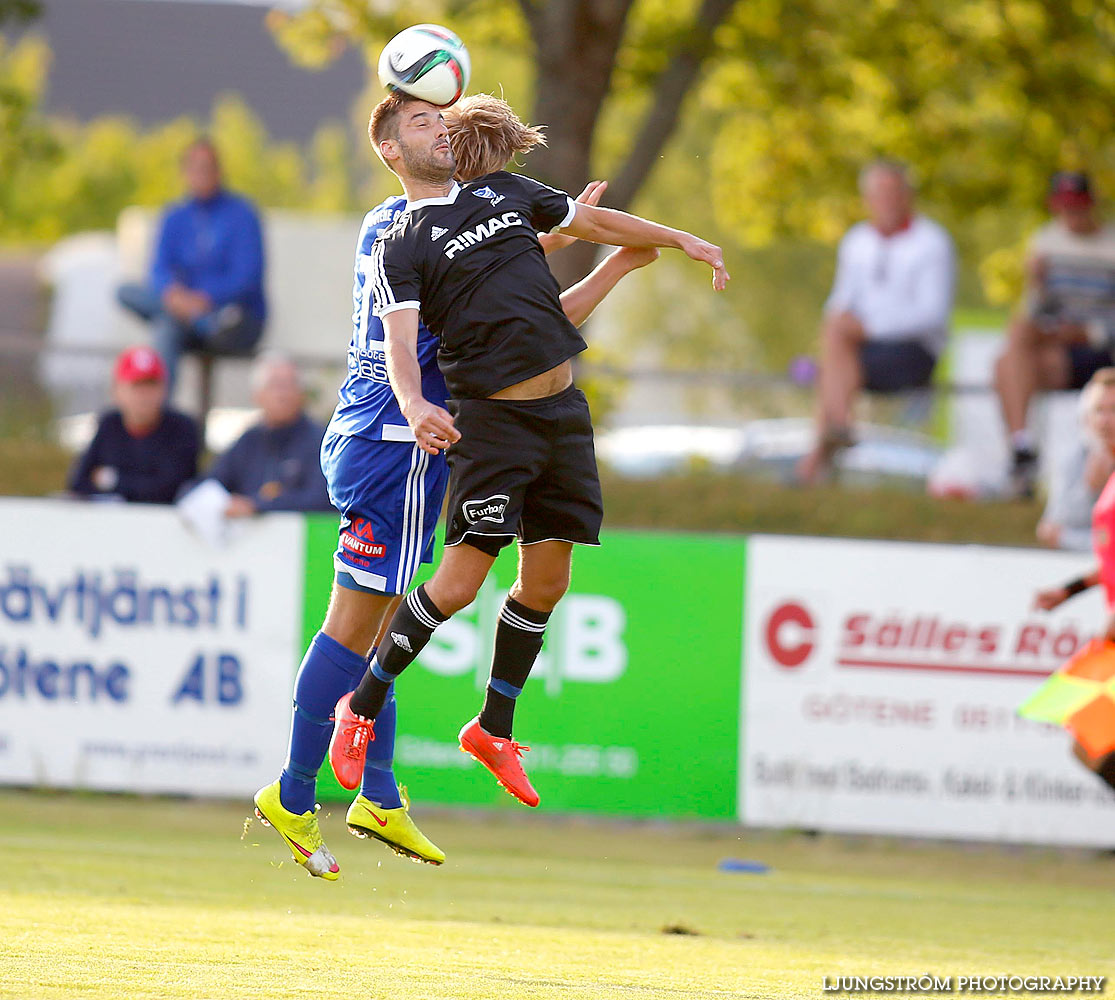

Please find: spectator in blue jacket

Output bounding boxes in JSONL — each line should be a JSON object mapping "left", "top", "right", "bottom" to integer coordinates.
{"left": 117, "top": 137, "right": 266, "bottom": 390}
{"left": 68, "top": 346, "right": 200, "bottom": 503}
{"left": 207, "top": 353, "right": 331, "bottom": 516}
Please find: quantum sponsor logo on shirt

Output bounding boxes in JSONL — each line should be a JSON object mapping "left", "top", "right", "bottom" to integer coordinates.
{"left": 462, "top": 494, "right": 510, "bottom": 525}
{"left": 444, "top": 212, "right": 524, "bottom": 260}
{"left": 341, "top": 518, "right": 387, "bottom": 558}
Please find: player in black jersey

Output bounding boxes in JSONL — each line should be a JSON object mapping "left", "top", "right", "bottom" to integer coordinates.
{"left": 333, "top": 92, "right": 729, "bottom": 806}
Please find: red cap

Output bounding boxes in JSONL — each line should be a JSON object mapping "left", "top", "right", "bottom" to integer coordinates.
{"left": 113, "top": 346, "right": 166, "bottom": 384}
{"left": 1048, "top": 171, "right": 1094, "bottom": 210}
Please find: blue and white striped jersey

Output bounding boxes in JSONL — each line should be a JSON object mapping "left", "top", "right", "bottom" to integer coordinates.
{"left": 325, "top": 196, "right": 447, "bottom": 442}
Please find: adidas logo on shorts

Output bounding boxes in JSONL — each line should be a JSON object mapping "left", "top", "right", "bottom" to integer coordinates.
{"left": 431, "top": 226, "right": 448, "bottom": 240}
{"left": 390, "top": 632, "right": 413, "bottom": 653}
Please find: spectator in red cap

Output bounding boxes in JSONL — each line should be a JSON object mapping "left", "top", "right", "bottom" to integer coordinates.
{"left": 67, "top": 345, "right": 200, "bottom": 503}
{"left": 995, "top": 171, "right": 1115, "bottom": 498}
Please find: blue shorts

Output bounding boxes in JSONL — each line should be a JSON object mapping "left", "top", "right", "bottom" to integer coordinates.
{"left": 320, "top": 430, "right": 450, "bottom": 595}
{"left": 859, "top": 339, "right": 937, "bottom": 393}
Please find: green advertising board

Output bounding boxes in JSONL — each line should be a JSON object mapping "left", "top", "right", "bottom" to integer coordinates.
{"left": 302, "top": 516, "right": 744, "bottom": 819}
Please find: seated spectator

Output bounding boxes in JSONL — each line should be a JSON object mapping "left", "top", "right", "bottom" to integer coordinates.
{"left": 996, "top": 171, "right": 1115, "bottom": 498}
{"left": 67, "top": 346, "right": 200, "bottom": 503}
{"left": 798, "top": 160, "right": 955, "bottom": 484}
{"left": 1037, "top": 367, "right": 1115, "bottom": 551}
{"left": 117, "top": 137, "right": 266, "bottom": 391}
{"left": 205, "top": 353, "right": 332, "bottom": 516}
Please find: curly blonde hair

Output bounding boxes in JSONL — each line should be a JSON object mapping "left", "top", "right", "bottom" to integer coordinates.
{"left": 445, "top": 94, "right": 547, "bottom": 182}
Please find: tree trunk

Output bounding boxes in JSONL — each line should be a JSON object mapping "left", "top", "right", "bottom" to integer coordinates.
{"left": 516, "top": 0, "right": 739, "bottom": 288}
{"left": 606, "top": 0, "right": 738, "bottom": 212}
{"left": 518, "top": 0, "right": 634, "bottom": 288}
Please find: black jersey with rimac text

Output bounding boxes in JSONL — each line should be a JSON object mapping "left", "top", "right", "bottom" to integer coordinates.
{"left": 370, "top": 171, "right": 586, "bottom": 400}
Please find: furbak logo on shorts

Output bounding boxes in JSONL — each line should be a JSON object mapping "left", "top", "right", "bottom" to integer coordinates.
{"left": 341, "top": 518, "right": 386, "bottom": 558}
{"left": 462, "top": 494, "right": 510, "bottom": 525}
{"left": 444, "top": 213, "right": 524, "bottom": 260}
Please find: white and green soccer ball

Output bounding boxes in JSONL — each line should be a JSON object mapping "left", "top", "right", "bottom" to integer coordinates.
{"left": 377, "top": 23, "right": 471, "bottom": 108}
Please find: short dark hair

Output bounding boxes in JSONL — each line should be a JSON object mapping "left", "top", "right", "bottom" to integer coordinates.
{"left": 368, "top": 91, "right": 425, "bottom": 153}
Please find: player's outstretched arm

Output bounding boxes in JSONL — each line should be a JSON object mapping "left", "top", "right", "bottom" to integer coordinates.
{"left": 539, "top": 180, "right": 608, "bottom": 256}
{"left": 382, "top": 308, "right": 460, "bottom": 455}
{"left": 560, "top": 203, "right": 729, "bottom": 291}
{"left": 1032, "top": 567, "right": 1101, "bottom": 611}
{"left": 559, "top": 246, "right": 659, "bottom": 328}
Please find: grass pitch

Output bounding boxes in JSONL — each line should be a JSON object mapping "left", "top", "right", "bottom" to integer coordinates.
{"left": 1, "top": 791, "right": 1112, "bottom": 1000}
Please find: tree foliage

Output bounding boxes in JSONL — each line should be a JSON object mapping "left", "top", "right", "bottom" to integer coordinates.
{"left": 0, "top": 0, "right": 40, "bottom": 27}
{"left": 703, "top": 0, "right": 1115, "bottom": 306}
{"left": 0, "top": 36, "right": 364, "bottom": 244}
{"left": 6, "top": 1, "right": 1115, "bottom": 373}
{"left": 272, "top": 0, "right": 1115, "bottom": 308}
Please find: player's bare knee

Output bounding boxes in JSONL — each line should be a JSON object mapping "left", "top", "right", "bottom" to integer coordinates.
{"left": 425, "top": 576, "right": 481, "bottom": 617}
{"left": 320, "top": 615, "right": 376, "bottom": 657}
{"left": 511, "top": 573, "right": 569, "bottom": 613}
{"left": 321, "top": 583, "right": 392, "bottom": 656}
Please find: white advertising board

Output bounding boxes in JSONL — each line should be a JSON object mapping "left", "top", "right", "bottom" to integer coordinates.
{"left": 742, "top": 535, "right": 1115, "bottom": 847}
{"left": 0, "top": 498, "right": 303, "bottom": 796}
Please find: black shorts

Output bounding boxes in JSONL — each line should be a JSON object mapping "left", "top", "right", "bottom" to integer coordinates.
{"left": 859, "top": 339, "right": 937, "bottom": 393}
{"left": 444, "top": 384, "right": 603, "bottom": 556}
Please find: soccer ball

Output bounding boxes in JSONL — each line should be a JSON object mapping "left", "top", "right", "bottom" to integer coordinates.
{"left": 377, "top": 24, "right": 470, "bottom": 108}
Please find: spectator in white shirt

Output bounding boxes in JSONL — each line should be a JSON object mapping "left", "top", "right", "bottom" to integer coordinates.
{"left": 798, "top": 161, "right": 955, "bottom": 484}
{"left": 995, "top": 172, "right": 1115, "bottom": 499}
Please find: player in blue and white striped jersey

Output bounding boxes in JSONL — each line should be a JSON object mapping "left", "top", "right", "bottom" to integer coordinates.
{"left": 253, "top": 115, "right": 660, "bottom": 878}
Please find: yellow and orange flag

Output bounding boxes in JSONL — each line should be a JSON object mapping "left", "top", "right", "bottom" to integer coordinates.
{"left": 1018, "top": 639, "right": 1115, "bottom": 757}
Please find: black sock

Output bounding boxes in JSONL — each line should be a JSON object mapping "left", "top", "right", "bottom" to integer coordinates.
{"left": 349, "top": 585, "right": 447, "bottom": 718}
{"left": 478, "top": 597, "right": 550, "bottom": 738}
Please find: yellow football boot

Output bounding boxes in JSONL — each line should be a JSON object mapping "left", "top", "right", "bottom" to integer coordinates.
{"left": 346, "top": 785, "right": 445, "bottom": 865}
{"left": 253, "top": 780, "right": 340, "bottom": 881}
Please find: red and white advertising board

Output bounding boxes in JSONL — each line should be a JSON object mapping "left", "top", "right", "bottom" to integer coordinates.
{"left": 742, "top": 535, "right": 1115, "bottom": 846}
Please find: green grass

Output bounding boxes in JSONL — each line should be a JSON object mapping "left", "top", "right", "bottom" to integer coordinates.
{"left": 0, "top": 399, "right": 72, "bottom": 497}
{"left": 0, "top": 453, "right": 1044, "bottom": 547}
{"left": 600, "top": 470, "right": 1042, "bottom": 547}
{"left": 0, "top": 791, "right": 1112, "bottom": 999}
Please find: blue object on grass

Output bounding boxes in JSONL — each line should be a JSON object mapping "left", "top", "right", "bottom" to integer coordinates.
{"left": 718, "top": 858, "right": 770, "bottom": 874}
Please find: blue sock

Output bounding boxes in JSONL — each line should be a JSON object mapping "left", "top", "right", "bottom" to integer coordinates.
{"left": 360, "top": 679, "right": 402, "bottom": 809}
{"left": 279, "top": 631, "right": 367, "bottom": 815}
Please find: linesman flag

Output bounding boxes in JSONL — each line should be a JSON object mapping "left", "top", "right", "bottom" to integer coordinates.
{"left": 1018, "top": 638, "right": 1115, "bottom": 758}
